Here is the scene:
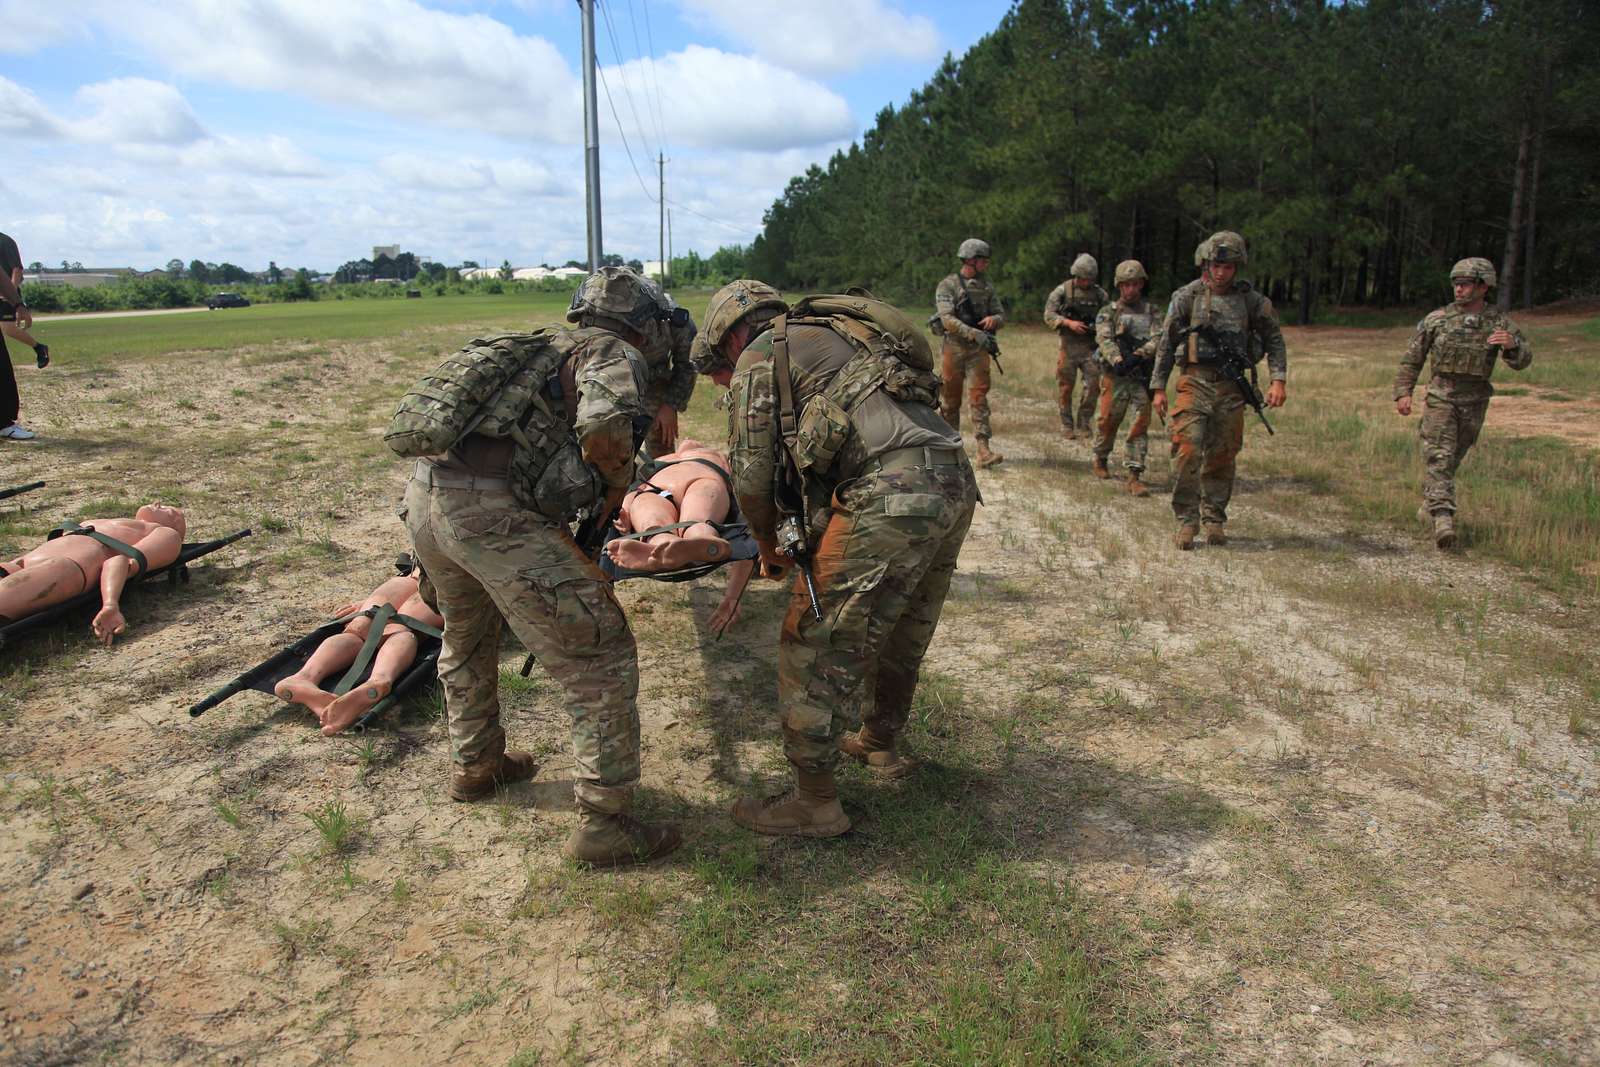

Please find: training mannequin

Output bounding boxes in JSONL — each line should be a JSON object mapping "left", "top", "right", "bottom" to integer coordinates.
{"left": 604, "top": 440, "right": 757, "bottom": 635}
{"left": 0, "top": 504, "right": 185, "bottom": 644}
{"left": 273, "top": 574, "right": 443, "bottom": 735}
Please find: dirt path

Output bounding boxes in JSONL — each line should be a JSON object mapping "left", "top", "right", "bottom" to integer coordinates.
{"left": 0, "top": 324, "right": 1594, "bottom": 1065}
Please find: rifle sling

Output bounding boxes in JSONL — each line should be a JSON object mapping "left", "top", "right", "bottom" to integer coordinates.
{"left": 771, "top": 313, "right": 805, "bottom": 489}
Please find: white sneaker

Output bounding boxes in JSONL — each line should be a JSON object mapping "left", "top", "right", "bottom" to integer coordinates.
{"left": 0, "top": 423, "right": 38, "bottom": 440}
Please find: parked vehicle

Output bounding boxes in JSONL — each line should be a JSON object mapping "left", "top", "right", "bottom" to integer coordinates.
{"left": 207, "top": 292, "right": 251, "bottom": 310}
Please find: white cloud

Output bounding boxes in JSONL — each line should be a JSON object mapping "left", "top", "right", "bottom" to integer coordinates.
{"left": 0, "top": 76, "right": 204, "bottom": 144}
{"left": 104, "top": 0, "right": 581, "bottom": 142}
{"left": 676, "top": 0, "right": 940, "bottom": 77}
{"left": 613, "top": 45, "right": 855, "bottom": 151}
{"left": 70, "top": 79, "right": 206, "bottom": 144}
{"left": 0, "top": 0, "right": 80, "bottom": 54}
{"left": 375, "top": 153, "right": 568, "bottom": 196}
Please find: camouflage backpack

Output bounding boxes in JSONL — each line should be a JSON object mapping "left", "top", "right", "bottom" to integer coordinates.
{"left": 385, "top": 330, "right": 602, "bottom": 521}
{"left": 775, "top": 290, "right": 942, "bottom": 476}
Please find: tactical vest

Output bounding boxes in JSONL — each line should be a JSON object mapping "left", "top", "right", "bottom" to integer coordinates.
{"left": 385, "top": 330, "right": 603, "bottom": 521}
{"left": 1107, "top": 300, "right": 1159, "bottom": 370}
{"left": 1187, "top": 284, "right": 1261, "bottom": 365}
{"left": 776, "top": 294, "right": 942, "bottom": 478}
{"left": 1430, "top": 310, "right": 1501, "bottom": 378}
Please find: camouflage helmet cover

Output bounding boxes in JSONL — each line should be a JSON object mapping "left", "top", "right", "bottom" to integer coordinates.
{"left": 1202, "top": 231, "right": 1248, "bottom": 267}
{"left": 1113, "top": 260, "right": 1148, "bottom": 285}
{"left": 698, "top": 279, "right": 788, "bottom": 374}
{"left": 1070, "top": 253, "right": 1099, "bottom": 280}
{"left": 957, "top": 238, "right": 991, "bottom": 260}
{"left": 566, "top": 265, "right": 667, "bottom": 328}
{"left": 1450, "top": 257, "right": 1497, "bottom": 288}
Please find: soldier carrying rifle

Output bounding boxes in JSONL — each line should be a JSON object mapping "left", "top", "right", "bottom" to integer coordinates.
{"left": 1150, "top": 231, "right": 1288, "bottom": 549}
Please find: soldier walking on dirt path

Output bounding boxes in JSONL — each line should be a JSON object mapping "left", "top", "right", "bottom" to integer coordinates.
{"left": 395, "top": 266, "right": 681, "bottom": 868}
{"left": 702, "top": 280, "right": 978, "bottom": 839}
{"left": 934, "top": 239, "right": 1006, "bottom": 469}
{"left": 1045, "top": 254, "right": 1109, "bottom": 442}
{"left": 1393, "top": 257, "right": 1531, "bottom": 550}
{"left": 1092, "top": 260, "right": 1159, "bottom": 496}
{"left": 1150, "top": 231, "right": 1288, "bottom": 549}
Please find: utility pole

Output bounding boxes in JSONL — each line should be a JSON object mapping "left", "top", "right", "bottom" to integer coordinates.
{"left": 579, "top": 0, "right": 602, "bottom": 271}
{"left": 658, "top": 154, "right": 666, "bottom": 282}
{"left": 667, "top": 210, "right": 673, "bottom": 277}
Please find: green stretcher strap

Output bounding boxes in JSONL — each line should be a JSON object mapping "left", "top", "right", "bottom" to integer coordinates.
{"left": 333, "top": 603, "right": 395, "bottom": 696}
{"left": 390, "top": 612, "right": 443, "bottom": 640}
{"left": 50, "top": 521, "right": 149, "bottom": 578}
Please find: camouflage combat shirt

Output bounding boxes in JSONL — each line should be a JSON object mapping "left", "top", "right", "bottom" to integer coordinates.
{"left": 1151, "top": 278, "right": 1287, "bottom": 390}
{"left": 728, "top": 322, "right": 960, "bottom": 540}
{"left": 1045, "top": 280, "right": 1109, "bottom": 345}
{"left": 935, "top": 272, "right": 1005, "bottom": 342}
{"left": 1393, "top": 303, "right": 1532, "bottom": 399}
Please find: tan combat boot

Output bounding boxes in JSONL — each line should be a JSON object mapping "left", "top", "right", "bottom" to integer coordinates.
{"left": 839, "top": 726, "right": 916, "bottom": 780}
{"left": 975, "top": 440, "right": 1004, "bottom": 469}
{"left": 449, "top": 750, "right": 539, "bottom": 802}
{"left": 1126, "top": 473, "right": 1150, "bottom": 497}
{"left": 1174, "top": 524, "right": 1199, "bottom": 550}
{"left": 1203, "top": 523, "right": 1227, "bottom": 546}
{"left": 1091, "top": 455, "right": 1110, "bottom": 479}
{"left": 1061, "top": 422, "right": 1077, "bottom": 441}
{"left": 731, "top": 769, "right": 851, "bottom": 837}
{"left": 1433, "top": 511, "right": 1457, "bottom": 550}
{"left": 564, "top": 809, "right": 682, "bottom": 867}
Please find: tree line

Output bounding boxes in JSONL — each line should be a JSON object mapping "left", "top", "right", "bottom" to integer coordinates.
{"left": 745, "top": 0, "right": 1599, "bottom": 320}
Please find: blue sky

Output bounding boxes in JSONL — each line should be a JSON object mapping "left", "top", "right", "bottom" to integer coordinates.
{"left": 3, "top": 0, "right": 1006, "bottom": 272}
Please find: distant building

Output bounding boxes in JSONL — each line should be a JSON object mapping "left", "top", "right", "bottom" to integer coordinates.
{"left": 30, "top": 270, "right": 132, "bottom": 289}
{"left": 373, "top": 244, "right": 400, "bottom": 261}
{"left": 643, "top": 260, "right": 665, "bottom": 280}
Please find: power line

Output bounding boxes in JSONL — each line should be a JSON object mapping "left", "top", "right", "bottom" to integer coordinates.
{"left": 594, "top": 60, "right": 657, "bottom": 203}
{"left": 597, "top": 0, "right": 658, "bottom": 160}
{"left": 626, "top": 0, "right": 667, "bottom": 154}
{"left": 637, "top": 0, "right": 669, "bottom": 155}
{"left": 665, "top": 196, "right": 758, "bottom": 237}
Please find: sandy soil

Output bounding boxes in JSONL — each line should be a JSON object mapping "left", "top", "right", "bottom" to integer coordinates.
{"left": 0, "top": 322, "right": 1594, "bottom": 1065}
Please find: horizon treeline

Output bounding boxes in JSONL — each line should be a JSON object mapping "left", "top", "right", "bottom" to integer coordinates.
{"left": 745, "top": 0, "right": 1600, "bottom": 321}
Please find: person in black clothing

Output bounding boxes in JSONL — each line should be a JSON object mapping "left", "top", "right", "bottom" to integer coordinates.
{"left": 0, "top": 232, "right": 39, "bottom": 441}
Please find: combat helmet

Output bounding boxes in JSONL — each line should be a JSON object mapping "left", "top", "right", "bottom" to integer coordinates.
{"left": 1113, "top": 260, "right": 1148, "bottom": 285}
{"left": 957, "top": 238, "right": 992, "bottom": 260}
{"left": 1071, "top": 253, "right": 1098, "bottom": 280}
{"left": 696, "top": 279, "right": 789, "bottom": 375}
{"left": 1202, "top": 231, "right": 1248, "bottom": 266}
{"left": 1450, "top": 257, "right": 1496, "bottom": 288}
{"left": 567, "top": 265, "right": 670, "bottom": 331}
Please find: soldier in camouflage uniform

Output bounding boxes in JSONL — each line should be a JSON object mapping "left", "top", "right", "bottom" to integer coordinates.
{"left": 1393, "top": 257, "right": 1532, "bottom": 549}
{"left": 934, "top": 238, "right": 1006, "bottom": 468}
{"left": 400, "top": 267, "right": 681, "bottom": 867}
{"left": 1092, "top": 260, "right": 1159, "bottom": 495}
{"left": 1044, "top": 254, "right": 1109, "bottom": 441}
{"left": 635, "top": 277, "right": 698, "bottom": 459}
{"left": 1151, "top": 232, "right": 1288, "bottom": 549}
{"left": 702, "top": 280, "right": 979, "bottom": 837}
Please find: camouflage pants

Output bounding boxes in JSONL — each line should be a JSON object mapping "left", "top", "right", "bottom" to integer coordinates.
{"left": 401, "top": 477, "right": 641, "bottom": 814}
{"left": 1094, "top": 375, "right": 1151, "bottom": 472}
{"left": 1056, "top": 340, "right": 1102, "bottom": 434}
{"left": 939, "top": 338, "right": 995, "bottom": 441}
{"left": 777, "top": 454, "right": 978, "bottom": 773}
{"left": 1419, "top": 381, "right": 1491, "bottom": 515}
{"left": 1169, "top": 368, "right": 1246, "bottom": 527}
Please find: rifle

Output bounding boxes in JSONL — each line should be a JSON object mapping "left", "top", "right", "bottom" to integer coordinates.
{"left": 770, "top": 313, "right": 824, "bottom": 623}
{"left": 0, "top": 480, "right": 44, "bottom": 501}
{"left": 975, "top": 329, "right": 1005, "bottom": 375}
{"left": 1175, "top": 324, "right": 1275, "bottom": 435}
{"left": 1108, "top": 333, "right": 1154, "bottom": 381}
